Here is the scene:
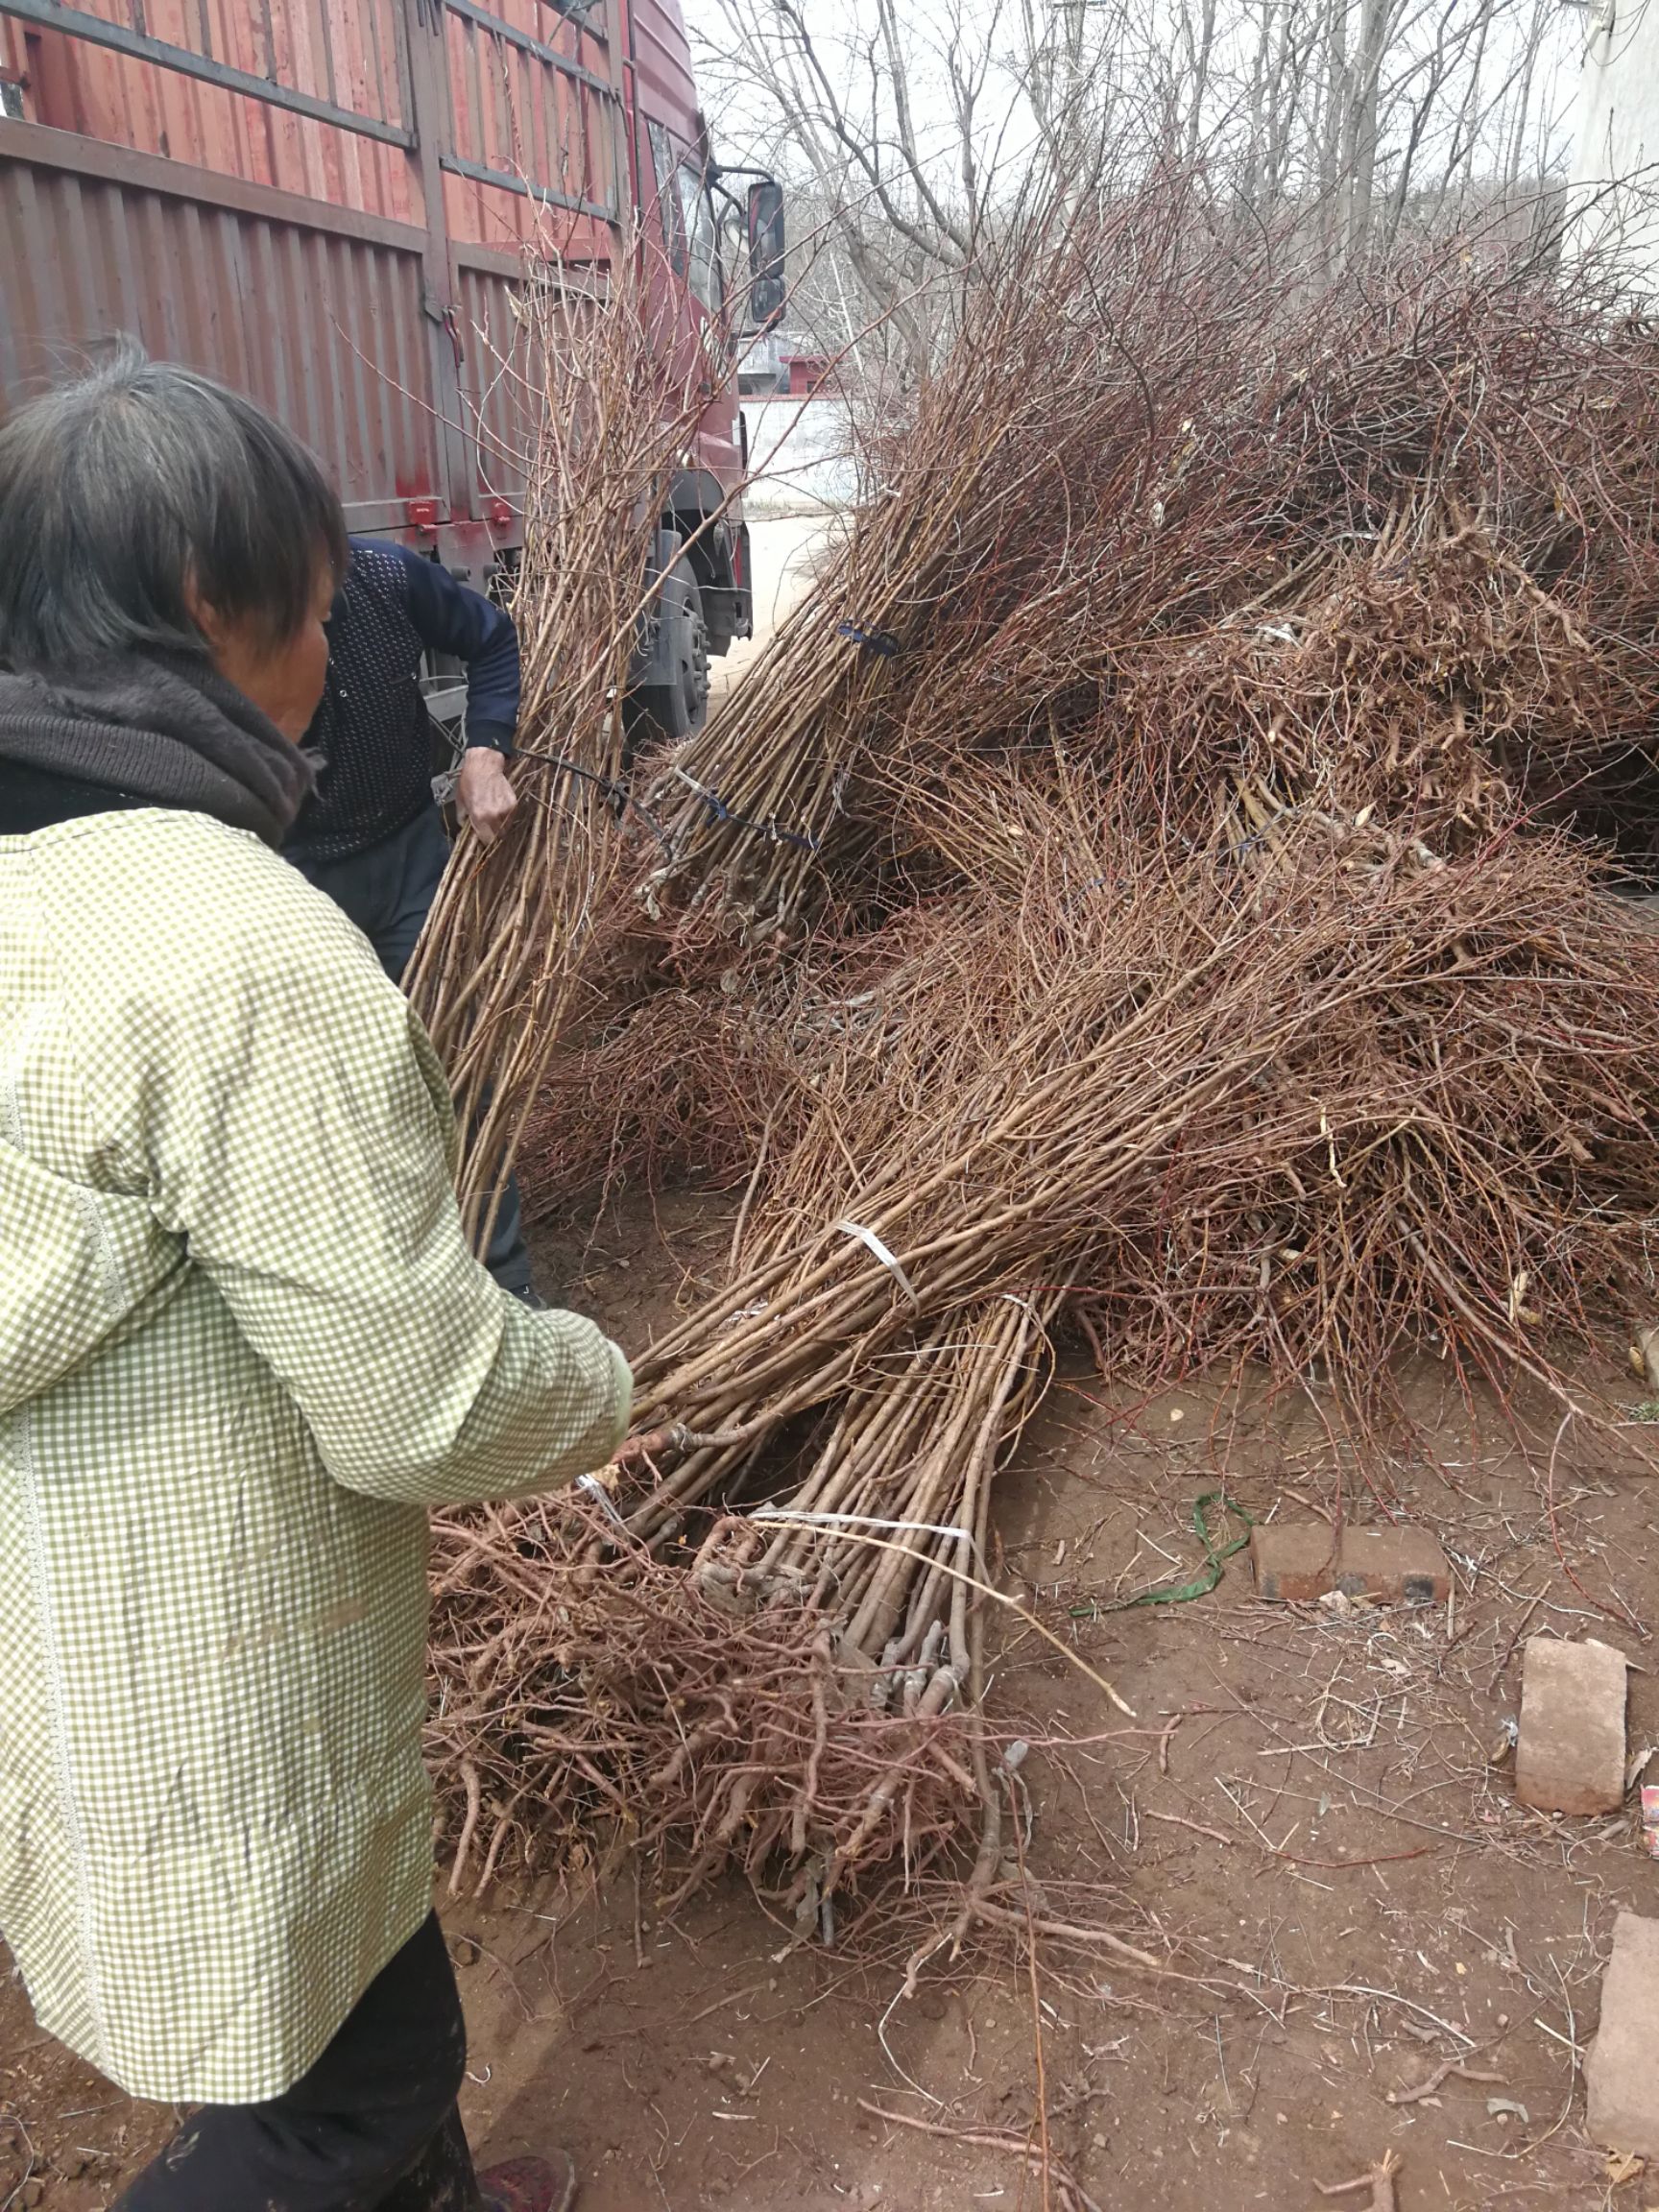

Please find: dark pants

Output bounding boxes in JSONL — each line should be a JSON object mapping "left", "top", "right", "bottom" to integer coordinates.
{"left": 291, "top": 806, "right": 534, "bottom": 1297}
{"left": 116, "top": 1914, "right": 481, "bottom": 2212}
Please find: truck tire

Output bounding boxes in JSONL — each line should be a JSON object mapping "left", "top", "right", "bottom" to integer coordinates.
{"left": 631, "top": 556, "right": 709, "bottom": 745}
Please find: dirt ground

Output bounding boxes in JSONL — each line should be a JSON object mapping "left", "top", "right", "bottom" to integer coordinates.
{"left": 709, "top": 511, "right": 836, "bottom": 704}
{"left": 7, "top": 1187, "right": 1659, "bottom": 2210}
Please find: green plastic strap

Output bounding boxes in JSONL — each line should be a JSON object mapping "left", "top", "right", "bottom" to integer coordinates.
{"left": 1071, "top": 1490, "right": 1254, "bottom": 1618}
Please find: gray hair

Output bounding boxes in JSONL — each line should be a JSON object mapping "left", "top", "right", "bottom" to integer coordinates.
{"left": 0, "top": 347, "right": 348, "bottom": 671}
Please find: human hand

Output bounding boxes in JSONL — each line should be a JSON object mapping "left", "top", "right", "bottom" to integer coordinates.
{"left": 455, "top": 745, "right": 519, "bottom": 845}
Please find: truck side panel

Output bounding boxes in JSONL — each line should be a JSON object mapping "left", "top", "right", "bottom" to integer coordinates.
{"left": 0, "top": 119, "right": 449, "bottom": 533}
{"left": 0, "top": 0, "right": 636, "bottom": 571}
{"left": 440, "top": 0, "right": 619, "bottom": 252}
{"left": 5, "top": 0, "right": 416, "bottom": 216}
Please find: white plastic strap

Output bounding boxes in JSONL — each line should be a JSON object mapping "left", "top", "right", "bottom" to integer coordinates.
{"left": 836, "top": 1219, "right": 920, "bottom": 1308}
{"left": 576, "top": 1472, "right": 628, "bottom": 1529}
{"left": 754, "top": 1506, "right": 972, "bottom": 1545}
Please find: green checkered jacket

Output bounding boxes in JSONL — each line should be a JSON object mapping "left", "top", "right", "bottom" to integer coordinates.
{"left": 0, "top": 808, "right": 631, "bottom": 2103}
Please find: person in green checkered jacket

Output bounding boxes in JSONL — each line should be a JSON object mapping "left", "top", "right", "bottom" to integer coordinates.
{"left": 0, "top": 352, "right": 626, "bottom": 2212}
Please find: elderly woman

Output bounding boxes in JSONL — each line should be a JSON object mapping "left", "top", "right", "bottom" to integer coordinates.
{"left": 0, "top": 354, "right": 626, "bottom": 2212}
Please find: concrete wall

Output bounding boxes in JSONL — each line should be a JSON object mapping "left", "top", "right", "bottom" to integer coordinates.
{"left": 740, "top": 392, "right": 859, "bottom": 515}
{"left": 1571, "top": 0, "right": 1659, "bottom": 287}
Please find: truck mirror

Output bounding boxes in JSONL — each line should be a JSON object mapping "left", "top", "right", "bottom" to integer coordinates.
{"left": 747, "top": 180, "right": 786, "bottom": 327}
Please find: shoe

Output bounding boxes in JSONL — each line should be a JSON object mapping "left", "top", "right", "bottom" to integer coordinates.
{"left": 509, "top": 1284, "right": 547, "bottom": 1310}
{"left": 478, "top": 2152, "right": 578, "bottom": 2212}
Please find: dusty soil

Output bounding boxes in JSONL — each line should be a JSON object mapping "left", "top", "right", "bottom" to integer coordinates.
{"left": 7, "top": 1184, "right": 1659, "bottom": 2210}
{"left": 709, "top": 511, "right": 834, "bottom": 706}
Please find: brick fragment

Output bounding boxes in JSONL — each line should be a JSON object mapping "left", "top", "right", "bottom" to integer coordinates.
{"left": 1515, "top": 1635, "right": 1627, "bottom": 1816}
{"left": 1586, "top": 1911, "right": 1659, "bottom": 2156}
{"left": 1249, "top": 1521, "right": 1451, "bottom": 1605}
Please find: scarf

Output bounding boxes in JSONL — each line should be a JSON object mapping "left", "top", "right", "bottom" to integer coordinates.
{"left": 0, "top": 652, "right": 314, "bottom": 847}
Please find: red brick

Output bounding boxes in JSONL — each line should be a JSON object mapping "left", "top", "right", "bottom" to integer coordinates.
{"left": 1249, "top": 1521, "right": 1451, "bottom": 1605}
{"left": 1515, "top": 1635, "right": 1626, "bottom": 1816}
{"left": 1587, "top": 1911, "right": 1659, "bottom": 2155}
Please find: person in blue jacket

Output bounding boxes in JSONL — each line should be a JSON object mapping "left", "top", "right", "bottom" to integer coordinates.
{"left": 285, "top": 539, "right": 537, "bottom": 1300}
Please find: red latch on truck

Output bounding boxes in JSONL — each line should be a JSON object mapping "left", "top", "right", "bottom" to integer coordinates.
{"left": 404, "top": 497, "right": 441, "bottom": 537}
{"left": 485, "top": 496, "right": 515, "bottom": 532}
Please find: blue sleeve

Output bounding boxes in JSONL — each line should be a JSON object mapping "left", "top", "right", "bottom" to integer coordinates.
{"left": 373, "top": 540, "right": 521, "bottom": 754}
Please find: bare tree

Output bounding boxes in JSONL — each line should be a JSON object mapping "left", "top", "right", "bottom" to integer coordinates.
{"left": 698, "top": 0, "right": 1583, "bottom": 375}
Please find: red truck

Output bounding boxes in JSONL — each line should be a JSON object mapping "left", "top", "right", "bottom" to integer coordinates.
{"left": 0, "top": 0, "right": 783, "bottom": 736}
